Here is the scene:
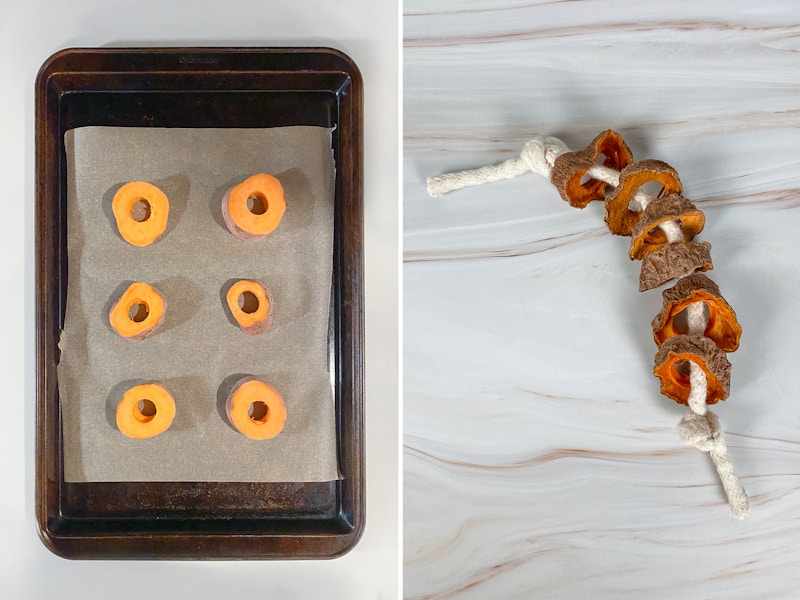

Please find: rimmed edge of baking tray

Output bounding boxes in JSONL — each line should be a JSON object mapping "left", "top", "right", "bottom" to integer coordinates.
{"left": 35, "top": 47, "right": 363, "bottom": 559}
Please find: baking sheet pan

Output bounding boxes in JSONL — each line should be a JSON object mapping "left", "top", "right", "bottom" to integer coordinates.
{"left": 35, "top": 47, "right": 363, "bottom": 559}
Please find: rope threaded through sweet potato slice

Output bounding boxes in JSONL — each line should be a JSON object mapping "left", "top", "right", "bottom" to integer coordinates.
{"left": 629, "top": 194, "right": 705, "bottom": 260}
{"left": 651, "top": 273, "right": 742, "bottom": 351}
{"left": 605, "top": 160, "right": 682, "bottom": 236}
{"left": 550, "top": 129, "right": 633, "bottom": 208}
{"left": 639, "top": 241, "right": 712, "bottom": 292}
{"left": 654, "top": 335, "right": 731, "bottom": 404}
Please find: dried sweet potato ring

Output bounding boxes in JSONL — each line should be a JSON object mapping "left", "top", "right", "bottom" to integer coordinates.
{"left": 225, "top": 279, "right": 273, "bottom": 335}
{"left": 629, "top": 194, "right": 705, "bottom": 260}
{"left": 112, "top": 181, "right": 169, "bottom": 247}
{"left": 654, "top": 335, "right": 731, "bottom": 405}
{"left": 109, "top": 282, "right": 166, "bottom": 340}
{"left": 652, "top": 273, "right": 741, "bottom": 351}
{"left": 116, "top": 382, "right": 176, "bottom": 439}
{"left": 550, "top": 129, "right": 633, "bottom": 208}
{"left": 226, "top": 376, "right": 287, "bottom": 440}
{"left": 639, "top": 241, "right": 713, "bottom": 292}
{"left": 605, "top": 160, "right": 682, "bottom": 236}
{"left": 222, "top": 173, "right": 286, "bottom": 240}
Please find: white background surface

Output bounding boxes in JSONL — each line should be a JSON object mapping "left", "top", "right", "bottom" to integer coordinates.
{"left": 404, "top": 1, "right": 800, "bottom": 599}
{"left": 0, "top": 1, "right": 398, "bottom": 598}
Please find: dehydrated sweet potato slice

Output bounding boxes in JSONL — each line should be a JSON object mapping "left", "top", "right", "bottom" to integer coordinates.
{"left": 109, "top": 282, "right": 166, "bottom": 340}
{"left": 112, "top": 181, "right": 169, "bottom": 247}
{"left": 653, "top": 335, "right": 731, "bottom": 405}
{"left": 225, "top": 279, "right": 273, "bottom": 335}
{"left": 629, "top": 194, "right": 705, "bottom": 260}
{"left": 639, "top": 241, "right": 712, "bottom": 292}
{"left": 605, "top": 160, "right": 682, "bottom": 236}
{"left": 221, "top": 173, "right": 286, "bottom": 240}
{"left": 550, "top": 130, "right": 633, "bottom": 208}
{"left": 116, "top": 382, "right": 176, "bottom": 439}
{"left": 651, "top": 273, "right": 741, "bottom": 351}
{"left": 226, "top": 376, "right": 287, "bottom": 440}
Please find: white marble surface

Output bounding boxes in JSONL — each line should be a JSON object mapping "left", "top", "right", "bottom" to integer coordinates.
{"left": 404, "top": 2, "right": 800, "bottom": 598}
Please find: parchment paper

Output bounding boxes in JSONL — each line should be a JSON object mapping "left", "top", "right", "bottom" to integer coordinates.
{"left": 60, "top": 126, "right": 339, "bottom": 482}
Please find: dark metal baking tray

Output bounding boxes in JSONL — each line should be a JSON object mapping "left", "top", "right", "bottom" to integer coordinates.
{"left": 35, "top": 47, "right": 363, "bottom": 559}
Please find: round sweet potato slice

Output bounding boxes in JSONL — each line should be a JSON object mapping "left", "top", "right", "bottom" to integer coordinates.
{"left": 222, "top": 173, "right": 286, "bottom": 240}
{"left": 225, "top": 279, "right": 273, "bottom": 335}
{"left": 651, "top": 274, "right": 742, "bottom": 351}
{"left": 112, "top": 181, "right": 169, "bottom": 247}
{"left": 550, "top": 130, "right": 633, "bottom": 208}
{"left": 629, "top": 194, "right": 705, "bottom": 260}
{"left": 116, "top": 382, "right": 176, "bottom": 439}
{"left": 653, "top": 335, "right": 731, "bottom": 405}
{"left": 605, "top": 160, "right": 682, "bottom": 236}
{"left": 226, "top": 376, "right": 287, "bottom": 440}
{"left": 109, "top": 282, "right": 166, "bottom": 340}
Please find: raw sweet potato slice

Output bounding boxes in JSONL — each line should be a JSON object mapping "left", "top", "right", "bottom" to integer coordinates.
{"left": 639, "top": 241, "right": 713, "bottom": 292}
{"left": 605, "top": 160, "right": 682, "bottom": 236}
{"left": 226, "top": 376, "right": 287, "bottom": 440}
{"left": 550, "top": 130, "right": 633, "bottom": 208}
{"left": 112, "top": 181, "right": 170, "bottom": 247}
{"left": 221, "top": 173, "right": 286, "bottom": 240}
{"left": 651, "top": 273, "right": 742, "bottom": 351}
{"left": 653, "top": 335, "right": 731, "bottom": 405}
{"left": 116, "top": 382, "right": 176, "bottom": 439}
{"left": 629, "top": 194, "right": 705, "bottom": 260}
{"left": 225, "top": 279, "right": 273, "bottom": 335}
{"left": 109, "top": 282, "right": 166, "bottom": 340}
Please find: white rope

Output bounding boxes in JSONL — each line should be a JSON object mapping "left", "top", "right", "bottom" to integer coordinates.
{"left": 426, "top": 135, "right": 683, "bottom": 243}
{"left": 676, "top": 302, "right": 750, "bottom": 519}
{"left": 426, "top": 136, "right": 569, "bottom": 197}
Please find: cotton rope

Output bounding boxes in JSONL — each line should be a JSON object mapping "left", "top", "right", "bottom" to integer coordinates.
{"left": 677, "top": 302, "right": 750, "bottom": 519}
{"left": 427, "top": 135, "right": 750, "bottom": 519}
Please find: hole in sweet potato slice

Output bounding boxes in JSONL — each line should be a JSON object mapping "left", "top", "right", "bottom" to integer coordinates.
{"left": 238, "top": 291, "right": 260, "bottom": 314}
{"left": 128, "top": 301, "right": 149, "bottom": 323}
{"left": 246, "top": 194, "right": 267, "bottom": 215}
{"left": 137, "top": 399, "right": 157, "bottom": 419}
{"left": 130, "top": 198, "right": 151, "bottom": 222}
{"left": 248, "top": 400, "right": 269, "bottom": 423}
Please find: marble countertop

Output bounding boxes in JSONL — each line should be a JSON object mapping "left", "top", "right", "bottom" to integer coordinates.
{"left": 404, "top": 2, "right": 800, "bottom": 598}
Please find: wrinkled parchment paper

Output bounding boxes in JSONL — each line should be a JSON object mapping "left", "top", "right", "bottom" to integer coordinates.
{"left": 60, "top": 126, "right": 338, "bottom": 482}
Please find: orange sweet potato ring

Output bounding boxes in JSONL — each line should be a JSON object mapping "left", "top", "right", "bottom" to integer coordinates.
{"left": 550, "top": 130, "right": 633, "bottom": 208}
{"left": 605, "top": 160, "right": 682, "bottom": 236}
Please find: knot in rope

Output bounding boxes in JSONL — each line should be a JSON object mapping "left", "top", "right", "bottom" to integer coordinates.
{"left": 678, "top": 409, "right": 721, "bottom": 452}
{"left": 519, "top": 136, "right": 569, "bottom": 178}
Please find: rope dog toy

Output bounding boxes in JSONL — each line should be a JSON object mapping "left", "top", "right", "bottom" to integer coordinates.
{"left": 427, "top": 130, "right": 749, "bottom": 519}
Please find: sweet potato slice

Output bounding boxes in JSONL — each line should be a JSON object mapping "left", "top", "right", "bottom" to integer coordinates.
{"left": 112, "top": 181, "right": 169, "bottom": 247}
{"left": 226, "top": 376, "right": 287, "bottom": 440}
{"left": 605, "top": 160, "right": 682, "bottom": 236}
{"left": 629, "top": 194, "right": 705, "bottom": 260}
{"left": 109, "top": 282, "right": 166, "bottom": 340}
{"left": 225, "top": 279, "right": 273, "bottom": 335}
{"left": 116, "top": 382, "right": 176, "bottom": 439}
{"left": 651, "top": 273, "right": 741, "bottom": 351}
{"left": 653, "top": 335, "right": 731, "bottom": 405}
{"left": 550, "top": 130, "right": 633, "bottom": 208}
{"left": 639, "top": 241, "right": 713, "bottom": 292}
{"left": 221, "top": 173, "right": 286, "bottom": 240}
